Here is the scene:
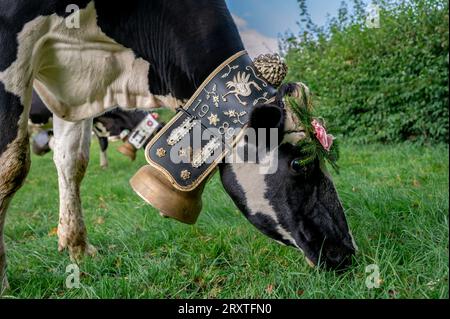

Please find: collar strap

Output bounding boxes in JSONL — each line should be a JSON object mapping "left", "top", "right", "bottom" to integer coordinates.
{"left": 144, "top": 51, "right": 277, "bottom": 191}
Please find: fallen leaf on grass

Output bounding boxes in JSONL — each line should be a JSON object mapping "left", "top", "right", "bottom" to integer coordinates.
{"left": 96, "top": 216, "right": 105, "bottom": 225}
{"left": 388, "top": 289, "right": 399, "bottom": 298}
{"left": 48, "top": 227, "right": 58, "bottom": 237}
{"left": 266, "top": 284, "right": 274, "bottom": 294}
{"left": 98, "top": 196, "right": 108, "bottom": 209}
{"left": 115, "top": 257, "right": 122, "bottom": 268}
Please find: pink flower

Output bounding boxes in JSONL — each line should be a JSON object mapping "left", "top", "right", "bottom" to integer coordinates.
{"left": 311, "top": 119, "right": 334, "bottom": 151}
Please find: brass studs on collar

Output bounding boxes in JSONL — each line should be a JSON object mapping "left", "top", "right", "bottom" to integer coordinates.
{"left": 156, "top": 148, "right": 167, "bottom": 158}
{"left": 180, "top": 170, "right": 191, "bottom": 181}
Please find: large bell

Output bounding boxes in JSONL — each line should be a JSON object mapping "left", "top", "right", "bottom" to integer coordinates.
{"left": 130, "top": 165, "right": 206, "bottom": 224}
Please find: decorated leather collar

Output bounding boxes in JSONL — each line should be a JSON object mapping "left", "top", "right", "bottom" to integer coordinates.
{"left": 144, "top": 51, "right": 286, "bottom": 191}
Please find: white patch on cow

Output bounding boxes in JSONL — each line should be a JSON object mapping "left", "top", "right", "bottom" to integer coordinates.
{"left": 284, "top": 103, "right": 302, "bottom": 133}
{"left": 52, "top": 116, "right": 96, "bottom": 260}
{"left": 99, "top": 150, "right": 108, "bottom": 169}
{"left": 93, "top": 122, "right": 109, "bottom": 138}
{"left": 230, "top": 147, "right": 301, "bottom": 249}
{"left": 0, "top": 1, "right": 182, "bottom": 123}
{"left": 282, "top": 132, "right": 306, "bottom": 145}
{"left": 349, "top": 231, "right": 359, "bottom": 251}
{"left": 48, "top": 136, "right": 55, "bottom": 151}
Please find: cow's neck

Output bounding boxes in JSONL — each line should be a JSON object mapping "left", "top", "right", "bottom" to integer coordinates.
{"left": 94, "top": 0, "right": 244, "bottom": 101}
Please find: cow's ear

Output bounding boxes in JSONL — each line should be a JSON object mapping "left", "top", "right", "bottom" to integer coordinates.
{"left": 248, "top": 103, "right": 285, "bottom": 147}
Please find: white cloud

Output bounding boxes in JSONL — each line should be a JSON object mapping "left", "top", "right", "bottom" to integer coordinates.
{"left": 231, "top": 14, "right": 279, "bottom": 58}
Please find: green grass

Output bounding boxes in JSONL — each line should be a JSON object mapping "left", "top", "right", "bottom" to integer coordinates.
{"left": 2, "top": 142, "right": 448, "bottom": 299}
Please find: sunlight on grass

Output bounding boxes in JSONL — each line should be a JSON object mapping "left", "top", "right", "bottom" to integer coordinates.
{"left": 3, "top": 141, "right": 448, "bottom": 299}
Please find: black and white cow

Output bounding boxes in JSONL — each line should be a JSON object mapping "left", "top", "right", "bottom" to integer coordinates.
{"left": 29, "top": 90, "right": 153, "bottom": 167}
{"left": 0, "top": 0, "right": 356, "bottom": 292}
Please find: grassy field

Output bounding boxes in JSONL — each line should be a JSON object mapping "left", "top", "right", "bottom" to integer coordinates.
{"left": 2, "top": 141, "right": 448, "bottom": 299}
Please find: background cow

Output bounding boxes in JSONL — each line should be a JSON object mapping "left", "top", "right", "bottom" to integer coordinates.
{"left": 29, "top": 90, "right": 160, "bottom": 168}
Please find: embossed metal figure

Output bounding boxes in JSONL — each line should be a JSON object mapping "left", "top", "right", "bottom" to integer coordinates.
{"left": 222, "top": 72, "right": 262, "bottom": 106}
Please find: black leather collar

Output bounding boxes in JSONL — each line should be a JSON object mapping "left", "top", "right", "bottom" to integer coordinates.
{"left": 145, "top": 51, "right": 277, "bottom": 191}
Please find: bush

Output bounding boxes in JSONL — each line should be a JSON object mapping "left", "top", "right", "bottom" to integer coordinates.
{"left": 282, "top": 0, "right": 449, "bottom": 144}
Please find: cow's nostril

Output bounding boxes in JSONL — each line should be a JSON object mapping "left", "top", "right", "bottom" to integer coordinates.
{"left": 326, "top": 250, "right": 340, "bottom": 262}
{"left": 324, "top": 248, "right": 354, "bottom": 271}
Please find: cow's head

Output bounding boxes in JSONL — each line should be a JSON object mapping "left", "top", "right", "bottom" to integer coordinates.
{"left": 219, "top": 83, "right": 356, "bottom": 270}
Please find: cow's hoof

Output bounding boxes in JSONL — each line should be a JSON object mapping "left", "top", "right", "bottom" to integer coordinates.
{"left": 59, "top": 242, "right": 98, "bottom": 262}
{"left": 86, "top": 244, "right": 98, "bottom": 257}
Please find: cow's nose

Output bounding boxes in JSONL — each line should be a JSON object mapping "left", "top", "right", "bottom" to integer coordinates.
{"left": 323, "top": 246, "right": 355, "bottom": 271}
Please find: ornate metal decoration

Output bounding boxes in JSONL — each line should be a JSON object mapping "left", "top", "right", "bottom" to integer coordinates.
{"left": 207, "top": 113, "right": 220, "bottom": 126}
{"left": 167, "top": 117, "right": 197, "bottom": 146}
{"left": 156, "top": 148, "right": 166, "bottom": 158}
{"left": 204, "top": 83, "right": 220, "bottom": 108}
{"left": 223, "top": 109, "right": 247, "bottom": 125}
{"left": 145, "top": 51, "right": 284, "bottom": 190}
{"left": 192, "top": 138, "right": 221, "bottom": 169}
{"left": 245, "top": 65, "right": 268, "bottom": 87}
{"left": 180, "top": 170, "right": 191, "bottom": 181}
{"left": 221, "top": 64, "right": 239, "bottom": 78}
{"left": 221, "top": 71, "right": 262, "bottom": 106}
{"left": 253, "top": 92, "right": 270, "bottom": 106}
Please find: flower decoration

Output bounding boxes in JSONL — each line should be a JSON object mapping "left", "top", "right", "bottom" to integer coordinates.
{"left": 311, "top": 119, "right": 334, "bottom": 151}
{"left": 285, "top": 95, "right": 340, "bottom": 173}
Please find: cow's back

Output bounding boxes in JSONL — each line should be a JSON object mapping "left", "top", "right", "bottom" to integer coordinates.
{"left": 1, "top": 1, "right": 182, "bottom": 123}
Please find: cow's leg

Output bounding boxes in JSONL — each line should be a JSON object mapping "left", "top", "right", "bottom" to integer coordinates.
{"left": 53, "top": 116, "right": 96, "bottom": 261}
{"left": 0, "top": 85, "right": 32, "bottom": 294}
{"left": 97, "top": 136, "right": 109, "bottom": 169}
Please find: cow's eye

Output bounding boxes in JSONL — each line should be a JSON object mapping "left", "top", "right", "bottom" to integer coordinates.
{"left": 290, "top": 159, "right": 307, "bottom": 173}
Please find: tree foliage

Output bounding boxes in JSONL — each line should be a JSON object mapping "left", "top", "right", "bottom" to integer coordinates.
{"left": 282, "top": 0, "right": 449, "bottom": 144}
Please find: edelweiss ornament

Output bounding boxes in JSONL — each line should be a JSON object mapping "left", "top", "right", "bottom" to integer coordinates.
{"left": 207, "top": 113, "right": 220, "bottom": 126}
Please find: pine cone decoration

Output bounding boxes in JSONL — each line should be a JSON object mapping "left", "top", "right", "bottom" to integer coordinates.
{"left": 253, "top": 53, "right": 288, "bottom": 88}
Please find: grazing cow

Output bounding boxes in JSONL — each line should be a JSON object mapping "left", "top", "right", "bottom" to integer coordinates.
{"left": 0, "top": 0, "right": 356, "bottom": 291}
{"left": 29, "top": 90, "right": 156, "bottom": 167}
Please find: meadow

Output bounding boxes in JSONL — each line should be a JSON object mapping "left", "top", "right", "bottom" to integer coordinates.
{"left": 2, "top": 141, "right": 448, "bottom": 299}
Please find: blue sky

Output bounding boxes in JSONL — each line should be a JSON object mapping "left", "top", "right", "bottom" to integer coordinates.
{"left": 225, "top": 0, "right": 346, "bottom": 38}
{"left": 224, "top": 0, "right": 359, "bottom": 57}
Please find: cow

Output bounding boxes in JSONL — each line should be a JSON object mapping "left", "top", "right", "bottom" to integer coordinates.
{"left": 0, "top": 0, "right": 356, "bottom": 292}
{"left": 29, "top": 90, "right": 158, "bottom": 168}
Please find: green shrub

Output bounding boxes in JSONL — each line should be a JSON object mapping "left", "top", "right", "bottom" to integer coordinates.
{"left": 282, "top": 0, "right": 449, "bottom": 144}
